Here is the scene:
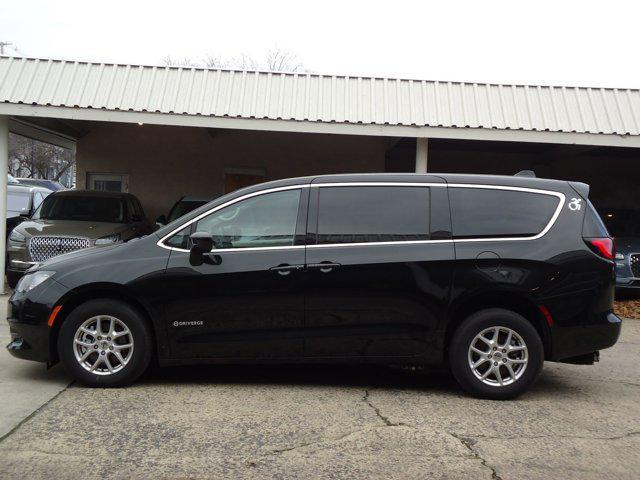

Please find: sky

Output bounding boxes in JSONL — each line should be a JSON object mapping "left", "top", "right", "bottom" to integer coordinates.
{"left": 1, "top": 0, "right": 639, "bottom": 88}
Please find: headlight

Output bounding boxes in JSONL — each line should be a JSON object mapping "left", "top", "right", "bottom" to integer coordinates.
{"left": 615, "top": 253, "right": 625, "bottom": 260}
{"left": 8, "top": 229, "right": 26, "bottom": 243}
{"left": 15, "top": 271, "right": 55, "bottom": 293}
{"left": 95, "top": 233, "right": 121, "bottom": 246}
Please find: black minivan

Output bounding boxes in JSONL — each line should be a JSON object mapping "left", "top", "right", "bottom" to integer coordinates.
{"left": 6, "top": 174, "right": 621, "bottom": 399}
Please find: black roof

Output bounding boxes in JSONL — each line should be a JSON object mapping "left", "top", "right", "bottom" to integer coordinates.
{"left": 234, "top": 172, "right": 577, "bottom": 193}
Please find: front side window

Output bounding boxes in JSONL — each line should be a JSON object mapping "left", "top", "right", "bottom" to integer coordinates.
{"left": 449, "top": 187, "right": 559, "bottom": 239}
{"left": 165, "top": 189, "right": 301, "bottom": 250}
{"left": 316, "top": 186, "right": 430, "bottom": 244}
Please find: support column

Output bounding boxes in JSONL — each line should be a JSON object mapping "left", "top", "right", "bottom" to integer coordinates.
{"left": 415, "top": 137, "right": 428, "bottom": 173}
{"left": 0, "top": 116, "right": 8, "bottom": 293}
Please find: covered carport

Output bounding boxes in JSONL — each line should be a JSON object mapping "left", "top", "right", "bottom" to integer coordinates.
{"left": 1, "top": 56, "right": 639, "bottom": 291}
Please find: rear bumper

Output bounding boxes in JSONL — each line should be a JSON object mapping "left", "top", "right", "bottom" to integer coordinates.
{"left": 550, "top": 312, "right": 622, "bottom": 361}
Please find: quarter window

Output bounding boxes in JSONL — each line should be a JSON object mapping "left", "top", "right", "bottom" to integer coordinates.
{"left": 316, "top": 186, "right": 430, "bottom": 244}
{"left": 166, "top": 189, "right": 302, "bottom": 250}
{"left": 449, "top": 188, "right": 559, "bottom": 239}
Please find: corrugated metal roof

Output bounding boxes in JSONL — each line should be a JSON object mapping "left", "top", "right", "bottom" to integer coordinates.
{"left": 1, "top": 56, "right": 639, "bottom": 136}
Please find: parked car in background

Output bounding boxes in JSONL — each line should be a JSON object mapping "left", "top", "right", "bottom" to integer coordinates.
{"left": 6, "top": 174, "right": 620, "bottom": 399}
{"left": 601, "top": 208, "right": 640, "bottom": 291}
{"left": 6, "top": 190, "right": 152, "bottom": 288}
{"left": 6, "top": 184, "right": 52, "bottom": 238}
{"left": 17, "top": 178, "right": 67, "bottom": 191}
{"left": 155, "top": 196, "right": 218, "bottom": 227}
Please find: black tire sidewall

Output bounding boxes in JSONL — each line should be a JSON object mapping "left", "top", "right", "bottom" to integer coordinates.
{"left": 449, "top": 308, "right": 544, "bottom": 400}
{"left": 58, "top": 299, "right": 152, "bottom": 387}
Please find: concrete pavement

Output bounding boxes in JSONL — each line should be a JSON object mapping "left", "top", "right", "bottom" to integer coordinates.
{"left": 0, "top": 295, "right": 69, "bottom": 440}
{"left": 0, "top": 302, "right": 637, "bottom": 479}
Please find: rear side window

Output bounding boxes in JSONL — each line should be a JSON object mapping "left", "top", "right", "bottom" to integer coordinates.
{"left": 583, "top": 200, "right": 610, "bottom": 237}
{"left": 316, "top": 186, "right": 430, "bottom": 244}
{"left": 449, "top": 187, "right": 559, "bottom": 239}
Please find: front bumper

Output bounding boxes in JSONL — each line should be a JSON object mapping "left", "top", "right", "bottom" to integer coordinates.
{"left": 6, "top": 245, "right": 37, "bottom": 281}
{"left": 6, "top": 320, "right": 51, "bottom": 362}
{"left": 615, "top": 277, "right": 640, "bottom": 290}
{"left": 550, "top": 312, "right": 622, "bottom": 361}
{"left": 6, "top": 278, "right": 69, "bottom": 364}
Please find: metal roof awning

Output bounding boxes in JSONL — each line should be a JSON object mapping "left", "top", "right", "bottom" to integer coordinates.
{"left": 1, "top": 56, "right": 639, "bottom": 147}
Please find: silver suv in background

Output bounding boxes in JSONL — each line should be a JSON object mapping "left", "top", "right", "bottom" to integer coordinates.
{"left": 16, "top": 178, "right": 67, "bottom": 191}
{"left": 6, "top": 184, "right": 52, "bottom": 239}
{"left": 7, "top": 190, "right": 152, "bottom": 288}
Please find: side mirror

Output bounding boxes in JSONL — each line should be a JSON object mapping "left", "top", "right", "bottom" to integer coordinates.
{"left": 189, "top": 231, "right": 221, "bottom": 266}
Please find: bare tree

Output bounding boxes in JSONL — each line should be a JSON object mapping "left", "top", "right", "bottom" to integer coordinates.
{"left": 8, "top": 134, "right": 75, "bottom": 184}
{"left": 264, "top": 48, "right": 303, "bottom": 72}
{"left": 164, "top": 48, "right": 305, "bottom": 73}
{"left": 161, "top": 55, "right": 198, "bottom": 68}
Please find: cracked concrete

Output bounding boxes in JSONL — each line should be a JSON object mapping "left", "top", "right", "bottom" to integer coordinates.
{"left": 363, "top": 389, "right": 408, "bottom": 427}
{"left": 0, "top": 319, "right": 638, "bottom": 478}
{"left": 450, "top": 432, "right": 503, "bottom": 480}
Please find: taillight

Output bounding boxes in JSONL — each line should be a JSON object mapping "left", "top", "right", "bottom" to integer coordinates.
{"left": 584, "top": 237, "right": 614, "bottom": 260}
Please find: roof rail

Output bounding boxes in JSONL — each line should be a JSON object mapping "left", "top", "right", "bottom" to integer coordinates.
{"left": 515, "top": 170, "right": 536, "bottom": 178}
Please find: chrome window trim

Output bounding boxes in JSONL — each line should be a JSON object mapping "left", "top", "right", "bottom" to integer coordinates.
{"left": 446, "top": 184, "right": 565, "bottom": 243}
{"left": 157, "top": 181, "right": 566, "bottom": 252}
{"left": 157, "top": 184, "right": 309, "bottom": 252}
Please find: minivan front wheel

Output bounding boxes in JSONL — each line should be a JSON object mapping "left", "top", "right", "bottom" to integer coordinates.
{"left": 58, "top": 299, "right": 152, "bottom": 387}
{"left": 449, "top": 308, "right": 544, "bottom": 400}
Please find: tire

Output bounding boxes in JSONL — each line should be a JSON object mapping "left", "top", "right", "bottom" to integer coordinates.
{"left": 57, "top": 299, "right": 153, "bottom": 387}
{"left": 6, "top": 271, "right": 22, "bottom": 289}
{"left": 449, "top": 308, "right": 544, "bottom": 400}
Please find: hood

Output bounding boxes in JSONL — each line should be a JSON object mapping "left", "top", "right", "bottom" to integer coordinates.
{"left": 15, "top": 219, "right": 129, "bottom": 239}
{"left": 37, "top": 243, "right": 123, "bottom": 270}
{"left": 613, "top": 237, "right": 640, "bottom": 254}
{"left": 32, "top": 232, "right": 162, "bottom": 277}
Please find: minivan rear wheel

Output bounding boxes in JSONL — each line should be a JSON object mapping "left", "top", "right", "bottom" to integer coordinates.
{"left": 58, "top": 299, "right": 152, "bottom": 387}
{"left": 449, "top": 308, "right": 544, "bottom": 400}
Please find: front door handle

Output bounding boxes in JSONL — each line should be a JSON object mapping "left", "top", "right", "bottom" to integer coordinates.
{"left": 270, "top": 264, "right": 304, "bottom": 276}
{"left": 308, "top": 262, "right": 341, "bottom": 273}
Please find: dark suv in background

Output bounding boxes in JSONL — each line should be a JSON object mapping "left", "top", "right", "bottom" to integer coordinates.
{"left": 6, "top": 174, "right": 620, "bottom": 399}
{"left": 600, "top": 208, "right": 640, "bottom": 291}
{"left": 6, "top": 190, "right": 153, "bottom": 288}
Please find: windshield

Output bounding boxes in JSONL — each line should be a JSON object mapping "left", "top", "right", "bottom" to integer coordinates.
{"left": 7, "top": 191, "right": 31, "bottom": 213}
{"left": 601, "top": 209, "right": 640, "bottom": 238}
{"left": 168, "top": 200, "right": 208, "bottom": 223}
{"left": 34, "top": 195, "right": 125, "bottom": 223}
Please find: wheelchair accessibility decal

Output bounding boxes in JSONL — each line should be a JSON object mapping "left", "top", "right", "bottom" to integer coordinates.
{"left": 568, "top": 198, "right": 582, "bottom": 211}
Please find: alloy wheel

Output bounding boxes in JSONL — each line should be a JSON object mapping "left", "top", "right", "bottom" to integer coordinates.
{"left": 467, "top": 326, "right": 528, "bottom": 387}
{"left": 73, "top": 315, "right": 134, "bottom": 375}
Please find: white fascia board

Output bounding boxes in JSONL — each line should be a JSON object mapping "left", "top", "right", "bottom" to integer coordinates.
{"left": 1, "top": 103, "right": 639, "bottom": 148}
{"left": 8, "top": 117, "right": 77, "bottom": 150}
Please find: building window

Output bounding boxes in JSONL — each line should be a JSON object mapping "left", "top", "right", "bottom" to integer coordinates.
{"left": 87, "top": 173, "right": 129, "bottom": 192}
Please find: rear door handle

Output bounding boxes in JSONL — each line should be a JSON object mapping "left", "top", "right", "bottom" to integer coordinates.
{"left": 269, "top": 264, "right": 305, "bottom": 276}
{"left": 307, "top": 262, "right": 341, "bottom": 273}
